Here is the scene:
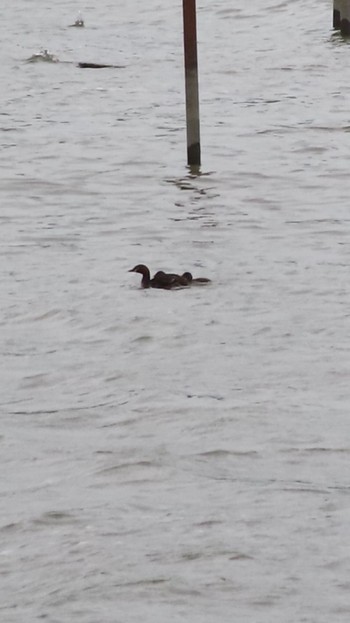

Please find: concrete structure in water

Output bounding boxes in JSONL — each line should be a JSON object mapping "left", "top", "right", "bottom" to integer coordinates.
{"left": 333, "top": 0, "right": 350, "bottom": 35}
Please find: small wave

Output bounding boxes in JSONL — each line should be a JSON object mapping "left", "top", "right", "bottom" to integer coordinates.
{"left": 26, "top": 49, "right": 59, "bottom": 63}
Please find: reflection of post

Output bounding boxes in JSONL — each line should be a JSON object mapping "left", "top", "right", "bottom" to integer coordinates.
{"left": 183, "top": 0, "right": 201, "bottom": 167}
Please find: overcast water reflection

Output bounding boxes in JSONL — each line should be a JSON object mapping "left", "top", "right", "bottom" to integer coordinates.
{"left": 1, "top": 1, "right": 350, "bottom": 622}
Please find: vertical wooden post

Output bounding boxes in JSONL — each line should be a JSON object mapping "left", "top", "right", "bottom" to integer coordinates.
{"left": 334, "top": 0, "right": 341, "bottom": 28}
{"left": 341, "top": 1, "right": 350, "bottom": 34}
{"left": 334, "top": 0, "right": 350, "bottom": 34}
{"left": 183, "top": 0, "right": 201, "bottom": 167}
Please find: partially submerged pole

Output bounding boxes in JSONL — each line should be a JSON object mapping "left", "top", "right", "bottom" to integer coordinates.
{"left": 341, "top": 2, "right": 350, "bottom": 35}
{"left": 182, "top": 0, "right": 201, "bottom": 167}
{"left": 334, "top": 0, "right": 341, "bottom": 29}
{"left": 333, "top": 0, "right": 350, "bottom": 35}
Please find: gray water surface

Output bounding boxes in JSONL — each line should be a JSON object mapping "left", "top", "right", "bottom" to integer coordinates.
{"left": 1, "top": 1, "right": 350, "bottom": 621}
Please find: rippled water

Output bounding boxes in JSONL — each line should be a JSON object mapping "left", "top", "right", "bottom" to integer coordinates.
{"left": 2, "top": 1, "right": 350, "bottom": 621}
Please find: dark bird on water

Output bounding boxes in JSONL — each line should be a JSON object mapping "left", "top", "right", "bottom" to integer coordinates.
{"left": 129, "top": 264, "right": 189, "bottom": 289}
{"left": 129, "top": 265, "right": 211, "bottom": 289}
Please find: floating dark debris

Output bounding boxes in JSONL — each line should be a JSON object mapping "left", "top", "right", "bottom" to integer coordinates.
{"left": 26, "top": 49, "right": 59, "bottom": 63}
{"left": 69, "top": 14, "right": 84, "bottom": 27}
{"left": 77, "top": 62, "right": 123, "bottom": 69}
